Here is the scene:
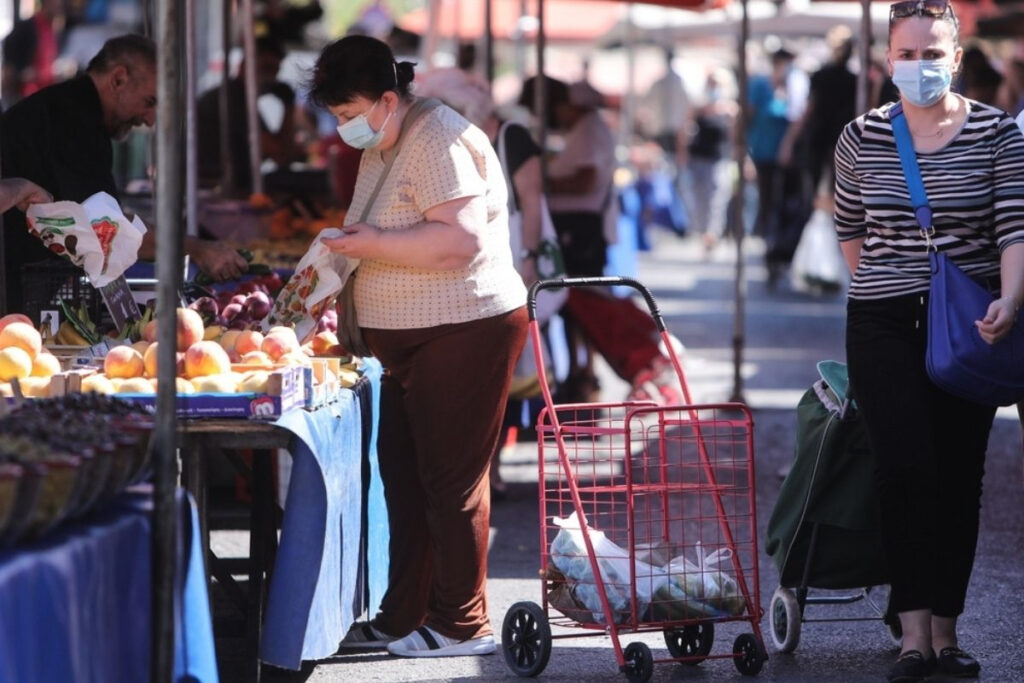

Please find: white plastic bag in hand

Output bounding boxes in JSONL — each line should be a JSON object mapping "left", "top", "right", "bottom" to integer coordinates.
{"left": 26, "top": 191, "right": 147, "bottom": 287}
{"left": 265, "top": 228, "right": 357, "bottom": 342}
{"left": 790, "top": 208, "right": 847, "bottom": 293}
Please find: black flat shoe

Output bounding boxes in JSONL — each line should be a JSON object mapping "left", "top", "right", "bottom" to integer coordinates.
{"left": 888, "top": 650, "right": 936, "bottom": 683}
{"left": 936, "top": 647, "right": 980, "bottom": 678}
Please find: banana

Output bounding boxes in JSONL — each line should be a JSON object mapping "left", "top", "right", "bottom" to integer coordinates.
{"left": 56, "top": 321, "right": 90, "bottom": 347}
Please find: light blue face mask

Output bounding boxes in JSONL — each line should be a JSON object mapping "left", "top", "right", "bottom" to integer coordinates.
{"left": 336, "top": 100, "right": 393, "bottom": 149}
{"left": 892, "top": 59, "right": 952, "bottom": 108}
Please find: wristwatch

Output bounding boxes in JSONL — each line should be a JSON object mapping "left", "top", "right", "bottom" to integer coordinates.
{"left": 520, "top": 247, "right": 540, "bottom": 260}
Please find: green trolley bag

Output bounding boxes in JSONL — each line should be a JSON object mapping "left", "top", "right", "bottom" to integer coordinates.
{"left": 765, "top": 361, "right": 888, "bottom": 589}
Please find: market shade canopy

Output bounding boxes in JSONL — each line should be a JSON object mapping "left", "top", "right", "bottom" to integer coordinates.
{"left": 396, "top": 0, "right": 624, "bottom": 42}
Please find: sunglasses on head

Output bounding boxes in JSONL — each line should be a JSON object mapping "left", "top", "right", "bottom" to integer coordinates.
{"left": 889, "top": 0, "right": 955, "bottom": 22}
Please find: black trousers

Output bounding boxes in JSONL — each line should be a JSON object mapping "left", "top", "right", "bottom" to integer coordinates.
{"left": 846, "top": 294, "right": 996, "bottom": 617}
{"left": 550, "top": 210, "right": 607, "bottom": 277}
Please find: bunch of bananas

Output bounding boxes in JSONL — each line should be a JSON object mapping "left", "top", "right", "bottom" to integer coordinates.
{"left": 55, "top": 299, "right": 100, "bottom": 347}
{"left": 115, "top": 306, "right": 153, "bottom": 343}
{"left": 54, "top": 320, "right": 93, "bottom": 346}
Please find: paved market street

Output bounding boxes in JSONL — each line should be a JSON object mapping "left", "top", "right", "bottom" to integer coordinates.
{"left": 222, "top": 232, "right": 1024, "bottom": 683}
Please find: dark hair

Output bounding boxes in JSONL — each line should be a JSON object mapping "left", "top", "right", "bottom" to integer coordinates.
{"left": 86, "top": 34, "right": 156, "bottom": 75}
{"left": 256, "top": 36, "right": 286, "bottom": 61}
{"left": 309, "top": 35, "right": 415, "bottom": 108}
{"left": 517, "top": 75, "right": 570, "bottom": 130}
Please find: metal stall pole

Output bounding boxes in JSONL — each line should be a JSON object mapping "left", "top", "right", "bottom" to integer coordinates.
{"left": 534, "top": 0, "right": 547, "bottom": 183}
{"left": 186, "top": 0, "right": 198, "bottom": 238}
{"left": 729, "top": 0, "right": 750, "bottom": 404}
{"left": 857, "top": 0, "right": 872, "bottom": 114}
{"left": 240, "top": 0, "right": 263, "bottom": 196}
{"left": 484, "top": 0, "right": 494, "bottom": 92}
{"left": 219, "top": 0, "right": 235, "bottom": 195}
{"left": 153, "top": 0, "right": 186, "bottom": 680}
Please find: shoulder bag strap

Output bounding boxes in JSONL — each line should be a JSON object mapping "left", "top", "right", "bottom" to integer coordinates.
{"left": 356, "top": 97, "right": 443, "bottom": 223}
{"left": 889, "top": 102, "right": 935, "bottom": 245}
{"left": 495, "top": 120, "right": 518, "bottom": 213}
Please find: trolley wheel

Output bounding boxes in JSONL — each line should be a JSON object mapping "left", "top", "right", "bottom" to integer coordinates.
{"left": 502, "top": 601, "right": 552, "bottom": 677}
{"left": 664, "top": 622, "right": 714, "bottom": 664}
{"left": 733, "top": 633, "right": 767, "bottom": 676}
{"left": 622, "top": 641, "right": 654, "bottom": 683}
{"left": 769, "top": 587, "right": 802, "bottom": 653}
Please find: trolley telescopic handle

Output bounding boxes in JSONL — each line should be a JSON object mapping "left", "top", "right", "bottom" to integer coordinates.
{"left": 527, "top": 276, "right": 668, "bottom": 332}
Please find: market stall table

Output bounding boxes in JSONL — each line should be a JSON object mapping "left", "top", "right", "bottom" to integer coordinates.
{"left": 180, "top": 359, "right": 385, "bottom": 680}
{"left": 0, "top": 487, "right": 217, "bottom": 682}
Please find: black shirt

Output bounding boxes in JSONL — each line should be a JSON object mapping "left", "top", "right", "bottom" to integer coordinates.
{"left": 499, "top": 122, "right": 541, "bottom": 210}
{"left": 1, "top": 75, "right": 118, "bottom": 313}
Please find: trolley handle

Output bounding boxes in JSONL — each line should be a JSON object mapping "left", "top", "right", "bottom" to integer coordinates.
{"left": 527, "top": 276, "right": 668, "bottom": 332}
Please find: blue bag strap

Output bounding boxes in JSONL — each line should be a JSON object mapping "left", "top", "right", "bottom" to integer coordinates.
{"left": 889, "top": 103, "right": 936, "bottom": 243}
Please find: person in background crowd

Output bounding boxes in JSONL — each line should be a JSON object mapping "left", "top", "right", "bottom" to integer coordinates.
{"left": 313, "top": 35, "right": 527, "bottom": 658}
{"left": 638, "top": 47, "right": 690, "bottom": 174}
{"left": 0, "top": 178, "right": 51, "bottom": 213}
{"left": 686, "top": 67, "right": 736, "bottom": 254}
{"left": 256, "top": 0, "right": 323, "bottom": 45}
{"left": 1, "top": 0, "right": 66, "bottom": 106}
{"left": 748, "top": 47, "right": 810, "bottom": 286}
{"left": 835, "top": 2, "right": 1024, "bottom": 681}
{"left": 196, "top": 36, "right": 306, "bottom": 194}
{"left": 956, "top": 45, "right": 1002, "bottom": 107}
{"left": 780, "top": 26, "right": 857, "bottom": 196}
{"left": 0, "top": 34, "right": 247, "bottom": 315}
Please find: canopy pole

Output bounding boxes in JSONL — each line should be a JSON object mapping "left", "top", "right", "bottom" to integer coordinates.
{"left": 484, "top": 0, "right": 494, "bottom": 91}
{"left": 186, "top": 0, "right": 197, "bottom": 237}
{"left": 730, "top": 0, "right": 750, "bottom": 404}
{"left": 535, "top": 0, "right": 548, "bottom": 185}
{"left": 857, "top": 0, "right": 872, "bottom": 114}
{"left": 240, "top": 0, "right": 262, "bottom": 196}
{"left": 219, "top": 0, "right": 235, "bottom": 195}
{"left": 153, "top": 0, "right": 185, "bottom": 679}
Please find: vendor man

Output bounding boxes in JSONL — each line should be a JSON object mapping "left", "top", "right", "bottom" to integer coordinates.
{"left": 0, "top": 33, "right": 247, "bottom": 315}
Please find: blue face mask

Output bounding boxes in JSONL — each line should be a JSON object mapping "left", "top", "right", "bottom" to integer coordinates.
{"left": 892, "top": 59, "right": 952, "bottom": 107}
{"left": 336, "top": 100, "right": 393, "bottom": 149}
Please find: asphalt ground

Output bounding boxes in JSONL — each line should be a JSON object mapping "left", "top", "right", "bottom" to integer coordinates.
{"left": 215, "top": 232, "right": 1024, "bottom": 683}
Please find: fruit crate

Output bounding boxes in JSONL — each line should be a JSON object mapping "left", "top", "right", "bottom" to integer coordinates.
{"left": 20, "top": 260, "right": 106, "bottom": 331}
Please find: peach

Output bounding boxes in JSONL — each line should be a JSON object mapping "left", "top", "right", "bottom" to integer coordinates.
{"left": 104, "top": 346, "right": 145, "bottom": 379}
{"left": 237, "top": 371, "right": 270, "bottom": 393}
{"left": 116, "top": 377, "right": 155, "bottom": 394}
{"left": 31, "top": 353, "right": 61, "bottom": 378}
{"left": 18, "top": 376, "right": 51, "bottom": 398}
{"left": 149, "top": 377, "right": 195, "bottom": 394}
{"left": 261, "top": 333, "right": 298, "bottom": 361}
{"left": 311, "top": 331, "right": 339, "bottom": 356}
{"left": 218, "top": 329, "right": 242, "bottom": 353}
{"left": 0, "top": 322, "right": 42, "bottom": 360}
{"left": 191, "top": 373, "right": 239, "bottom": 393}
{"left": 80, "top": 373, "right": 115, "bottom": 394}
{"left": 240, "top": 351, "right": 274, "bottom": 368}
{"left": 0, "top": 313, "right": 32, "bottom": 334}
{"left": 143, "top": 319, "right": 158, "bottom": 343}
{"left": 142, "top": 343, "right": 186, "bottom": 378}
{"left": 177, "top": 308, "right": 205, "bottom": 349}
{"left": 184, "top": 341, "right": 232, "bottom": 378}
{"left": 0, "top": 347, "right": 32, "bottom": 381}
{"left": 234, "top": 330, "right": 264, "bottom": 356}
{"left": 131, "top": 341, "right": 150, "bottom": 356}
{"left": 278, "top": 351, "right": 312, "bottom": 366}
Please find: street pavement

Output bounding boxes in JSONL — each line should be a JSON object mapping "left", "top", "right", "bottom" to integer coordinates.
{"left": 230, "top": 231, "right": 1023, "bottom": 683}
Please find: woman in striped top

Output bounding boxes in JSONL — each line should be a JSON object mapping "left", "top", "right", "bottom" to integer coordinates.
{"left": 834, "top": 3, "right": 1024, "bottom": 681}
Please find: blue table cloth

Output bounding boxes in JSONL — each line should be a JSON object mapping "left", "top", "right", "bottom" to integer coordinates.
{"left": 0, "top": 488, "right": 218, "bottom": 683}
{"left": 260, "top": 358, "right": 386, "bottom": 670}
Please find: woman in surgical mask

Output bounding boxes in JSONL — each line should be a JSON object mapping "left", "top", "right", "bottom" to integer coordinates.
{"left": 309, "top": 36, "right": 528, "bottom": 658}
{"left": 833, "top": 3, "right": 1024, "bottom": 681}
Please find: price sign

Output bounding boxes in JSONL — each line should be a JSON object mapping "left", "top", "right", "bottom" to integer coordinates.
{"left": 98, "top": 275, "right": 141, "bottom": 333}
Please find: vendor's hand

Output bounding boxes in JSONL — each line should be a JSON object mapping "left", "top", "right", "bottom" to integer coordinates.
{"left": 976, "top": 296, "right": 1019, "bottom": 345}
{"left": 321, "top": 223, "right": 381, "bottom": 260}
{"left": 5, "top": 178, "right": 52, "bottom": 212}
{"left": 191, "top": 240, "right": 248, "bottom": 281}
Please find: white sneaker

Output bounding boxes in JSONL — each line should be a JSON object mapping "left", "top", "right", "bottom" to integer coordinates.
{"left": 386, "top": 626, "right": 496, "bottom": 658}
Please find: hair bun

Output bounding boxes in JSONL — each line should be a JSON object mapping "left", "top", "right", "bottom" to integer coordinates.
{"left": 396, "top": 61, "right": 416, "bottom": 87}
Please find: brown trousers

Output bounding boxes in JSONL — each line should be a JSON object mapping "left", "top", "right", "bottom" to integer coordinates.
{"left": 363, "top": 307, "right": 528, "bottom": 640}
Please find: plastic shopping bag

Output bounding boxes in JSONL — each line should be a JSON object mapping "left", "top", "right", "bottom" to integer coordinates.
{"left": 650, "top": 543, "right": 745, "bottom": 620}
{"left": 26, "top": 191, "right": 147, "bottom": 287}
{"left": 790, "top": 208, "right": 846, "bottom": 294}
{"left": 266, "top": 228, "right": 357, "bottom": 342}
{"left": 548, "top": 515, "right": 667, "bottom": 624}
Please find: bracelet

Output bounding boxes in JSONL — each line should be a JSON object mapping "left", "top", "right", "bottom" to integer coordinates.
{"left": 520, "top": 248, "right": 539, "bottom": 261}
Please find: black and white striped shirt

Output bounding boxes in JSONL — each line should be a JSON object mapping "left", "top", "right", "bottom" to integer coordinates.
{"left": 834, "top": 99, "right": 1024, "bottom": 300}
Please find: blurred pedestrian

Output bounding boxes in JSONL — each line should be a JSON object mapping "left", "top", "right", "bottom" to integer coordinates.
{"left": 314, "top": 36, "right": 528, "bottom": 658}
{"left": 1, "top": 0, "right": 66, "bottom": 106}
{"left": 686, "top": 68, "right": 736, "bottom": 254}
{"left": 956, "top": 45, "right": 1002, "bottom": 107}
{"left": 748, "top": 47, "right": 810, "bottom": 286}
{"left": 835, "top": 2, "right": 1024, "bottom": 681}
{"left": 638, "top": 47, "right": 690, "bottom": 171}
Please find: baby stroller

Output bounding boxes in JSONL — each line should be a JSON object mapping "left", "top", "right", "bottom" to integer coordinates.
{"left": 764, "top": 361, "right": 902, "bottom": 653}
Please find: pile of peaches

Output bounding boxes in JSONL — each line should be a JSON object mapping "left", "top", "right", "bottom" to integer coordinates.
{"left": 81, "top": 308, "right": 348, "bottom": 396}
{"left": 0, "top": 314, "right": 63, "bottom": 397}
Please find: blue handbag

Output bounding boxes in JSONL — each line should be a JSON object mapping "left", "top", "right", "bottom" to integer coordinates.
{"left": 890, "top": 103, "right": 1024, "bottom": 407}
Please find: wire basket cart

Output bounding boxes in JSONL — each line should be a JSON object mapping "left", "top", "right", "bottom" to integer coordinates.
{"left": 501, "top": 277, "right": 767, "bottom": 681}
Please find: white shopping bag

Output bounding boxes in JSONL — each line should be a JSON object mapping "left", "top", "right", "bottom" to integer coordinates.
{"left": 790, "top": 208, "right": 847, "bottom": 294}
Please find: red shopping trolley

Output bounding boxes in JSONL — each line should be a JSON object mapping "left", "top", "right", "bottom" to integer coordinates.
{"left": 501, "top": 277, "right": 767, "bottom": 681}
